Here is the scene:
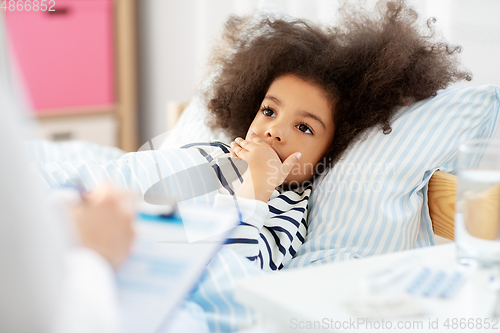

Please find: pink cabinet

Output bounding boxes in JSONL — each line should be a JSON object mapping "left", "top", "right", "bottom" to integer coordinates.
{"left": 5, "top": 0, "right": 115, "bottom": 115}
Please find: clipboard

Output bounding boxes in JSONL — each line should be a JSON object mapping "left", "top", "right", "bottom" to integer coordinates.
{"left": 116, "top": 204, "right": 238, "bottom": 333}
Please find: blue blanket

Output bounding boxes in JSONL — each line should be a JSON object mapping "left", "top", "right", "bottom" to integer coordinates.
{"left": 26, "top": 140, "right": 267, "bottom": 332}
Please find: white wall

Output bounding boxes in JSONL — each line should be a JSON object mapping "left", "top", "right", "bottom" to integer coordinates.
{"left": 138, "top": 0, "right": 196, "bottom": 145}
{"left": 419, "top": 0, "right": 500, "bottom": 89}
{"left": 137, "top": 0, "right": 256, "bottom": 145}
{"left": 137, "top": 0, "right": 500, "bottom": 145}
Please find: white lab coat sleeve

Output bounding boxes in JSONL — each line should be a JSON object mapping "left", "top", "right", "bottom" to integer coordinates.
{"left": 53, "top": 248, "right": 119, "bottom": 333}
{"left": 0, "top": 13, "right": 120, "bottom": 332}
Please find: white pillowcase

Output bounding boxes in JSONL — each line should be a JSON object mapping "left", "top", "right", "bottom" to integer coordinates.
{"left": 159, "top": 96, "right": 230, "bottom": 150}
{"left": 160, "top": 85, "right": 500, "bottom": 268}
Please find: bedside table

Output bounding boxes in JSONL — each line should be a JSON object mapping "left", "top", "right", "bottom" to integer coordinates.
{"left": 235, "top": 244, "right": 498, "bottom": 332}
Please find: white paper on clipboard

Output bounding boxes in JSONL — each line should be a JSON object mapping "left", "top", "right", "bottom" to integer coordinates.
{"left": 116, "top": 204, "right": 238, "bottom": 333}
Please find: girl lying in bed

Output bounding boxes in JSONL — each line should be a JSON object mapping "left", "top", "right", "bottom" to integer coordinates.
{"left": 28, "top": 0, "right": 469, "bottom": 273}
{"left": 191, "top": 0, "right": 470, "bottom": 270}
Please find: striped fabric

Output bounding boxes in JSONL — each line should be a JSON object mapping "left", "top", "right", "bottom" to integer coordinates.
{"left": 27, "top": 140, "right": 311, "bottom": 272}
{"left": 189, "top": 247, "right": 266, "bottom": 332}
{"left": 161, "top": 85, "right": 500, "bottom": 270}
{"left": 158, "top": 85, "right": 500, "bottom": 270}
{"left": 287, "top": 84, "right": 500, "bottom": 268}
{"left": 219, "top": 182, "right": 311, "bottom": 271}
{"left": 25, "top": 84, "right": 500, "bottom": 332}
{"left": 25, "top": 139, "right": 307, "bottom": 332}
{"left": 24, "top": 139, "right": 126, "bottom": 164}
{"left": 27, "top": 140, "right": 215, "bottom": 208}
{"left": 177, "top": 141, "right": 312, "bottom": 271}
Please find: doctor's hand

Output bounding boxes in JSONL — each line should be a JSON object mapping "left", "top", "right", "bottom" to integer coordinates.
{"left": 72, "top": 183, "right": 136, "bottom": 270}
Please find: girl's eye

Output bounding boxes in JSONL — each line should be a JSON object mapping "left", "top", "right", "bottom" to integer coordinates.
{"left": 297, "top": 123, "right": 313, "bottom": 134}
{"left": 261, "top": 107, "right": 275, "bottom": 117}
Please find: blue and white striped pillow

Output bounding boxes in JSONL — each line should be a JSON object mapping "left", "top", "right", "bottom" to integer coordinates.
{"left": 287, "top": 84, "right": 500, "bottom": 268}
{"left": 161, "top": 85, "right": 500, "bottom": 268}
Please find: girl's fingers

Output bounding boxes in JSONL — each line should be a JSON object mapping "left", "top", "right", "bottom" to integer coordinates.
{"left": 246, "top": 131, "right": 263, "bottom": 143}
{"left": 230, "top": 141, "right": 248, "bottom": 158}
{"left": 230, "top": 149, "right": 240, "bottom": 159}
{"left": 234, "top": 137, "right": 255, "bottom": 150}
{"left": 233, "top": 146, "right": 248, "bottom": 159}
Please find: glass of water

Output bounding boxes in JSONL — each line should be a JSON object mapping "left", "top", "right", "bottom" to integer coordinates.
{"left": 455, "top": 138, "right": 500, "bottom": 271}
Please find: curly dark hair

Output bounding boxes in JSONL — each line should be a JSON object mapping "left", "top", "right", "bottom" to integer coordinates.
{"left": 203, "top": 0, "right": 471, "bottom": 173}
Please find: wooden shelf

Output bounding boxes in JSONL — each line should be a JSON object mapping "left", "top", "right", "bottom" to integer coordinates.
{"left": 115, "top": 0, "right": 138, "bottom": 152}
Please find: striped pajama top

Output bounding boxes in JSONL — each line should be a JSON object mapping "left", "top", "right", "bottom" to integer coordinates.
{"left": 27, "top": 138, "right": 312, "bottom": 272}
{"left": 182, "top": 141, "right": 312, "bottom": 271}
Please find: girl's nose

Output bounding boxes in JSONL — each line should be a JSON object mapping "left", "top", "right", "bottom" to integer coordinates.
{"left": 265, "top": 127, "right": 283, "bottom": 142}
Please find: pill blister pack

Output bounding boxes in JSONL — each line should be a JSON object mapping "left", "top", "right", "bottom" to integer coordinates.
{"left": 406, "top": 267, "right": 465, "bottom": 299}
{"left": 365, "top": 259, "right": 467, "bottom": 300}
{"left": 345, "top": 263, "right": 468, "bottom": 319}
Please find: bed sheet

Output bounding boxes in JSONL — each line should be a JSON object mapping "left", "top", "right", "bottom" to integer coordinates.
{"left": 25, "top": 140, "right": 268, "bottom": 333}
